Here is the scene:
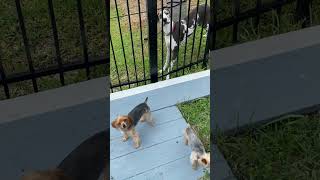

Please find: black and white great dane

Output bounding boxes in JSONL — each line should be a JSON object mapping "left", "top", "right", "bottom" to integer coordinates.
{"left": 158, "top": 4, "right": 210, "bottom": 79}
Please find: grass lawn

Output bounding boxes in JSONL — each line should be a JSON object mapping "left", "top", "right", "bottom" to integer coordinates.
{"left": 0, "top": 0, "right": 108, "bottom": 100}
{"left": 217, "top": 114, "right": 320, "bottom": 180}
{"left": 177, "top": 96, "right": 210, "bottom": 180}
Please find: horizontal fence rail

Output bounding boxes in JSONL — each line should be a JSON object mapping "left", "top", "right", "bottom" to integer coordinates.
{"left": 0, "top": 0, "right": 109, "bottom": 100}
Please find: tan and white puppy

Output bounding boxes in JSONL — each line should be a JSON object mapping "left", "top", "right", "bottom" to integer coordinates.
{"left": 183, "top": 124, "right": 210, "bottom": 170}
{"left": 112, "top": 97, "right": 154, "bottom": 148}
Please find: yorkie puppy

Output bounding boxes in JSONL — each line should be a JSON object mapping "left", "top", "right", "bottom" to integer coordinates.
{"left": 112, "top": 97, "right": 154, "bottom": 148}
{"left": 183, "top": 124, "right": 210, "bottom": 170}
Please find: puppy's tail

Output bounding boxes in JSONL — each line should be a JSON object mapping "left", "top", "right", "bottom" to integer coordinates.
{"left": 144, "top": 97, "right": 148, "bottom": 104}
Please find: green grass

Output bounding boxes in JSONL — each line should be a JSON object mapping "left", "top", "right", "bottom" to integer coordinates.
{"left": 217, "top": 114, "right": 320, "bottom": 180}
{"left": 177, "top": 96, "right": 210, "bottom": 180}
{"left": 199, "top": 170, "right": 210, "bottom": 180}
{"left": 178, "top": 97, "right": 210, "bottom": 150}
{"left": 0, "top": 0, "right": 108, "bottom": 100}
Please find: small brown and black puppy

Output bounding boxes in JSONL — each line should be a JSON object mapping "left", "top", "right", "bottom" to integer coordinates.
{"left": 112, "top": 97, "right": 154, "bottom": 148}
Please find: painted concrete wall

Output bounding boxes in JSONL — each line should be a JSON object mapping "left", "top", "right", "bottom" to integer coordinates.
{"left": 211, "top": 25, "right": 320, "bottom": 135}
{"left": 0, "top": 78, "right": 108, "bottom": 180}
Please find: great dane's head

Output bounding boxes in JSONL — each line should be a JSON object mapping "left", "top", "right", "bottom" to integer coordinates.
{"left": 158, "top": 8, "right": 171, "bottom": 24}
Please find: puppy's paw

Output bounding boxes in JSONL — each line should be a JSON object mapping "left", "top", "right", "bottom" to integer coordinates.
{"left": 134, "top": 143, "right": 141, "bottom": 149}
{"left": 166, "top": 75, "right": 170, "bottom": 80}
{"left": 184, "top": 139, "right": 188, "bottom": 145}
{"left": 122, "top": 136, "right": 129, "bottom": 142}
{"left": 148, "top": 120, "right": 155, "bottom": 127}
{"left": 192, "top": 164, "right": 198, "bottom": 170}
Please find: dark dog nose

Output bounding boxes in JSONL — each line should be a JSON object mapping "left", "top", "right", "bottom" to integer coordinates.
{"left": 122, "top": 123, "right": 127, "bottom": 128}
{"left": 163, "top": 18, "right": 168, "bottom": 23}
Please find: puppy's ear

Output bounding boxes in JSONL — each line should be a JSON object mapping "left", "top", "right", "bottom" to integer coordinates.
{"left": 111, "top": 120, "right": 118, "bottom": 128}
{"left": 166, "top": 8, "right": 170, "bottom": 14}
{"left": 201, "top": 158, "right": 208, "bottom": 165}
{"left": 125, "top": 116, "right": 134, "bottom": 126}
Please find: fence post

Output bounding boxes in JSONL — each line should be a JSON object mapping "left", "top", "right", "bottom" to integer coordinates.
{"left": 296, "top": 0, "right": 311, "bottom": 28}
{"left": 146, "top": 0, "right": 158, "bottom": 83}
{"left": 209, "top": 0, "right": 217, "bottom": 52}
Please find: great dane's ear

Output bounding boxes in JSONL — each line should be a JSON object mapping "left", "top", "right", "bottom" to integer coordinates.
{"left": 165, "top": 7, "right": 171, "bottom": 15}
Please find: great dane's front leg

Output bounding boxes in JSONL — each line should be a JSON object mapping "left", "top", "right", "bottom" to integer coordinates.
{"left": 203, "top": 24, "right": 209, "bottom": 37}
{"left": 167, "top": 48, "right": 178, "bottom": 80}
{"left": 160, "top": 46, "right": 171, "bottom": 74}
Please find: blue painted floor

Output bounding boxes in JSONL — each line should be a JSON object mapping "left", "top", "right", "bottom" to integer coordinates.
{"left": 110, "top": 106, "right": 207, "bottom": 180}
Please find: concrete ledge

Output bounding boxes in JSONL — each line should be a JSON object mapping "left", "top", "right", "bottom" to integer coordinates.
{"left": 212, "top": 144, "right": 236, "bottom": 180}
{"left": 0, "top": 77, "right": 108, "bottom": 124}
{"left": 211, "top": 25, "right": 320, "bottom": 134}
{"left": 110, "top": 70, "right": 210, "bottom": 120}
{"left": 111, "top": 70, "right": 209, "bottom": 101}
{"left": 0, "top": 78, "right": 109, "bottom": 180}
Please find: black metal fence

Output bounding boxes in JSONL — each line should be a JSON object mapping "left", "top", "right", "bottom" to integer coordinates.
{"left": 0, "top": 0, "right": 109, "bottom": 100}
{"left": 0, "top": 0, "right": 313, "bottom": 97}
{"left": 110, "top": 0, "right": 210, "bottom": 92}
{"left": 209, "top": 0, "right": 313, "bottom": 51}
{"left": 110, "top": 0, "right": 313, "bottom": 92}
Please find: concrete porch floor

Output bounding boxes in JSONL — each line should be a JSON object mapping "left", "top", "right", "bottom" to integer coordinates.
{"left": 110, "top": 71, "right": 210, "bottom": 180}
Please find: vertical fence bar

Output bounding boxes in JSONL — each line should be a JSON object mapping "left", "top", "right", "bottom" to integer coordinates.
{"left": 276, "top": 0, "right": 283, "bottom": 31}
{"left": 203, "top": 0, "right": 216, "bottom": 69}
{"left": 296, "top": 0, "right": 311, "bottom": 28}
{"left": 175, "top": 0, "right": 183, "bottom": 76}
{"left": 189, "top": 0, "right": 200, "bottom": 70}
{"left": 146, "top": 0, "right": 158, "bottom": 83}
{"left": 168, "top": 1, "right": 173, "bottom": 77}
{"left": 276, "top": 0, "right": 282, "bottom": 16}
{"left": 232, "top": 0, "right": 240, "bottom": 43}
{"left": 48, "top": 0, "right": 65, "bottom": 86}
{"left": 0, "top": 54, "right": 10, "bottom": 99}
{"left": 110, "top": 82, "right": 114, "bottom": 93}
{"left": 255, "top": 0, "right": 262, "bottom": 28}
{"left": 15, "top": 0, "right": 38, "bottom": 92}
{"left": 76, "top": 0, "right": 90, "bottom": 80}
{"left": 126, "top": 0, "right": 139, "bottom": 86}
{"left": 161, "top": 0, "right": 164, "bottom": 80}
{"left": 182, "top": 0, "right": 192, "bottom": 75}
{"left": 209, "top": 0, "right": 217, "bottom": 52}
{"left": 110, "top": 38, "right": 122, "bottom": 91}
{"left": 114, "top": 0, "right": 130, "bottom": 88}
{"left": 197, "top": 0, "right": 208, "bottom": 66}
{"left": 105, "top": 0, "right": 110, "bottom": 78}
{"left": 137, "top": 0, "right": 147, "bottom": 84}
